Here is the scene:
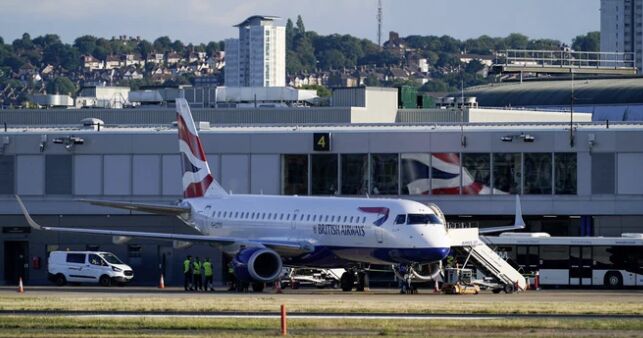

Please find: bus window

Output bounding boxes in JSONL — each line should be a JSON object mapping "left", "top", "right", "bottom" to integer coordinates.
{"left": 540, "top": 245, "right": 568, "bottom": 269}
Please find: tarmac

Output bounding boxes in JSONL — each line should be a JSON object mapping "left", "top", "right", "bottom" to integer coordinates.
{"left": 2, "top": 285, "right": 642, "bottom": 302}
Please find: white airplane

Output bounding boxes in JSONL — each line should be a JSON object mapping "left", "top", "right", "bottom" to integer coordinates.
{"left": 16, "top": 98, "right": 523, "bottom": 292}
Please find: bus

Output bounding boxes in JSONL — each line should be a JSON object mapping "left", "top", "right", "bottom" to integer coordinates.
{"left": 483, "top": 233, "right": 643, "bottom": 288}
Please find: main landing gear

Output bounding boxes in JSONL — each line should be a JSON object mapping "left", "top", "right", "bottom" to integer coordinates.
{"left": 340, "top": 270, "right": 369, "bottom": 292}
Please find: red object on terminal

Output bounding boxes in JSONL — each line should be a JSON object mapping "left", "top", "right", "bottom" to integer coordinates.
{"left": 32, "top": 256, "right": 41, "bottom": 270}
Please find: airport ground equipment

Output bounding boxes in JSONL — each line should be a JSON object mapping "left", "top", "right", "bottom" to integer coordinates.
{"left": 441, "top": 268, "right": 480, "bottom": 295}
{"left": 281, "top": 268, "right": 343, "bottom": 289}
{"left": 448, "top": 228, "right": 527, "bottom": 293}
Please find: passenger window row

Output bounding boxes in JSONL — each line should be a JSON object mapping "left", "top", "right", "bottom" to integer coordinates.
{"left": 211, "top": 210, "right": 367, "bottom": 224}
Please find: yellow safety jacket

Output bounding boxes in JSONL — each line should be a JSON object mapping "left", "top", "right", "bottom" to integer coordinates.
{"left": 203, "top": 261, "right": 213, "bottom": 277}
{"left": 193, "top": 261, "right": 202, "bottom": 275}
{"left": 183, "top": 259, "right": 190, "bottom": 273}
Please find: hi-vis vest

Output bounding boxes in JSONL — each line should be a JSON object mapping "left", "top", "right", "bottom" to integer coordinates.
{"left": 203, "top": 261, "right": 213, "bottom": 277}
{"left": 183, "top": 259, "right": 190, "bottom": 273}
{"left": 193, "top": 261, "right": 202, "bottom": 275}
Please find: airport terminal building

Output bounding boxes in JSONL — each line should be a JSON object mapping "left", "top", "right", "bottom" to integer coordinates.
{"left": 1, "top": 118, "right": 643, "bottom": 286}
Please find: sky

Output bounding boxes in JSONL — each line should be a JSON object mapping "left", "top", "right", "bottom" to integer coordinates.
{"left": 0, "top": 0, "right": 600, "bottom": 45}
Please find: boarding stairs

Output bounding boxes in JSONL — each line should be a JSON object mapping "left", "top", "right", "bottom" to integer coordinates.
{"left": 448, "top": 227, "right": 527, "bottom": 291}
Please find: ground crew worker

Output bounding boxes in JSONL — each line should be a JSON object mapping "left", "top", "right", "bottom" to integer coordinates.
{"left": 203, "top": 258, "right": 214, "bottom": 291}
{"left": 183, "top": 255, "right": 193, "bottom": 291}
{"left": 193, "top": 257, "right": 203, "bottom": 291}
{"left": 227, "top": 262, "right": 236, "bottom": 292}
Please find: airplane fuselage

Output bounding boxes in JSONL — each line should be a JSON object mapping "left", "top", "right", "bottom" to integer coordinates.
{"left": 181, "top": 194, "right": 451, "bottom": 268}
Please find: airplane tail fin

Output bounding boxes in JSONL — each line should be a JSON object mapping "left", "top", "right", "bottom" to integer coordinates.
{"left": 176, "top": 98, "right": 226, "bottom": 198}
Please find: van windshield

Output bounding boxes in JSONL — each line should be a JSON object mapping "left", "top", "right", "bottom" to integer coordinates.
{"left": 100, "top": 253, "right": 124, "bottom": 265}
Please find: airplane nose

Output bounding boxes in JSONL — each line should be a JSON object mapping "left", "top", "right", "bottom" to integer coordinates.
{"left": 437, "top": 247, "right": 450, "bottom": 260}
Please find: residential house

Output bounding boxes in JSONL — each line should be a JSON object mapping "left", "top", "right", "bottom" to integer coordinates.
{"left": 105, "top": 55, "right": 122, "bottom": 70}
{"left": 82, "top": 55, "right": 103, "bottom": 71}
{"left": 146, "top": 53, "right": 165, "bottom": 64}
{"left": 122, "top": 53, "right": 145, "bottom": 67}
{"left": 166, "top": 52, "right": 182, "bottom": 65}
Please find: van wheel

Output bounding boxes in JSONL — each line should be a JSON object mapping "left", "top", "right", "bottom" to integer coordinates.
{"left": 55, "top": 274, "right": 66, "bottom": 286}
{"left": 99, "top": 275, "right": 112, "bottom": 287}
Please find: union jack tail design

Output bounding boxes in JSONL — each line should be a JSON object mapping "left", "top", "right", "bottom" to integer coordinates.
{"left": 176, "top": 99, "right": 226, "bottom": 198}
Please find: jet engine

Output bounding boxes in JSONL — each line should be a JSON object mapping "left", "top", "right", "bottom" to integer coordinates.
{"left": 232, "top": 247, "right": 283, "bottom": 283}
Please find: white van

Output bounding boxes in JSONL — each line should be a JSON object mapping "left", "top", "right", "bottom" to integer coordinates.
{"left": 48, "top": 251, "right": 134, "bottom": 286}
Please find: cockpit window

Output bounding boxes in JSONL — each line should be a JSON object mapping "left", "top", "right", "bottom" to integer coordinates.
{"left": 394, "top": 214, "right": 406, "bottom": 225}
{"left": 407, "top": 214, "right": 441, "bottom": 225}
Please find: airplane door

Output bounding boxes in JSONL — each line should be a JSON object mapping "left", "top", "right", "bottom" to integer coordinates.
{"left": 375, "top": 228, "right": 384, "bottom": 244}
{"left": 291, "top": 209, "right": 300, "bottom": 240}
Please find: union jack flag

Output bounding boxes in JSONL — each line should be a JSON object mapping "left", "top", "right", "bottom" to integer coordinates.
{"left": 402, "top": 153, "right": 498, "bottom": 195}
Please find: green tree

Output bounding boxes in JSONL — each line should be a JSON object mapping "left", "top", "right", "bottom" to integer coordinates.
{"left": 43, "top": 43, "right": 80, "bottom": 70}
{"left": 286, "top": 50, "right": 305, "bottom": 74}
{"left": 528, "top": 38, "right": 561, "bottom": 50}
{"left": 33, "top": 34, "right": 62, "bottom": 49}
{"left": 153, "top": 36, "right": 172, "bottom": 52}
{"left": 505, "top": 33, "right": 529, "bottom": 49}
{"left": 464, "top": 60, "right": 485, "bottom": 74}
{"left": 137, "top": 40, "right": 153, "bottom": 59}
{"left": 12, "top": 33, "right": 34, "bottom": 51}
{"left": 296, "top": 15, "right": 305, "bottom": 34}
{"left": 206, "top": 41, "right": 220, "bottom": 56}
{"left": 46, "top": 77, "right": 76, "bottom": 95}
{"left": 301, "top": 84, "right": 330, "bottom": 97}
{"left": 420, "top": 79, "right": 449, "bottom": 92}
{"left": 318, "top": 49, "right": 346, "bottom": 69}
{"left": 286, "top": 18, "right": 295, "bottom": 49}
{"left": 74, "top": 35, "right": 97, "bottom": 55}
{"left": 364, "top": 74, "right": 380, "bottom": 86}
{"left": 171, "top": 40, "right": 185, "bottom": 53}
{"left": 572, "top": 32, "right": 600, "bottom": 52}
{"left": 4, "top": 55, "right": 25, "bottom": 71}
{"left": 92, "top": 46, "right": 109, "bottom": 61}
{"left": 293, "top": 34, "right": 316, "bottom": 71}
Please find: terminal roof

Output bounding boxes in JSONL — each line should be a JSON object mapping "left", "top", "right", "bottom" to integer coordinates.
{"left": 3, "top": 121, "right": 643, "bottom": 134}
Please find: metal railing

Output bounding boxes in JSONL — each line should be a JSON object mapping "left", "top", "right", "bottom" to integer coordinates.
{"left": 497, "top": 49, "right": 636, "bottom": 70}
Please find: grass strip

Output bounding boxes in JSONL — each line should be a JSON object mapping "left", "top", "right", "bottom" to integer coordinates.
{"left": 0, "top": 316, "right": 641, "bottom": 338}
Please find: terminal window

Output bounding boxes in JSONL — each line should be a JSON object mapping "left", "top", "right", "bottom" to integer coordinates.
{"left": 340, "top": 154, "right": 368, "bottom": 195}
{"left": 431, "top": 153, "right": 462, "bottom": 195}
{"left": 282, "top": 155, "right": 308, "bottom": 195}
{"left": 591, "top": 153, "right": 614, "bottom": 194}
{"left": 311, "top": 154, "right": 338, "bottom": 195}
{"left": 555, "top": 153, "right": 577, "bottom": 195}
{"left": 461, "top": 153, "right": 491, "bottom": 195}
{"left": 0, "top": 155, "right": 15, "bottom": 194}
{"left": 524, "top": 153, "right": 553, "bottom": 195}
{"left": 370, "top": 154, "right": 399, "bottom": 195}
{"left": 493, "top": 153, "right": 522, "bottom": 194}
{"left": 400, "top": 153, "right": 430, "bottom": 195}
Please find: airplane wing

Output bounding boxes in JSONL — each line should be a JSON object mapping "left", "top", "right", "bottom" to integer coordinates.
{"left": 478, "top": 195, "right": 526, "bottom": 234}
{"left": 16, "top": 196, "right": 312, "bottom": 255}
{"left": 78, "top": 199, "right": 190, "bottom": 216}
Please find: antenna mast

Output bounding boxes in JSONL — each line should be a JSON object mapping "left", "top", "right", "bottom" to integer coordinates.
{"left": 377, "top": 0, "right": 383, "bottom": 47}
